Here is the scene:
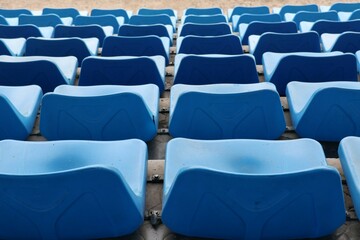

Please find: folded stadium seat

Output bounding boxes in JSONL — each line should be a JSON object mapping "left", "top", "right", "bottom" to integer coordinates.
{"left": 300, "top": 19, "right": 360, "bottom": 35}
{"left": 0, "top": 56, "right": 78, "bottom": 93}
{"left": 339, "top": 136, "right": 360, "bottom": 219}
{"left": 178, "top": 23, "right": 232, "bottom": 37}
{"left": 40, "top": 84, "right": 159, "bottom": 141}
{"left": 0, "top": 8, "right": 32, "bottom": 25}
{"left": 173, "top": 54, "right": 258, "bottom": 85}
{"left": 320, "top": 2, "right": 360, "bottom": 12}
{"left": 79, "top": 56, "right": 166, "bottom": 92}
{"left": 18, "top": 14, "right": 72, "bottom": 27}
{"left": 137, "top": 8, "right": 177, "bottom": 28}
{"left": 0, "top": 25, "right": 54, "bottom": 38}
{"left": 169, "top": 83, "right": 285, "bottom": 139}
{"left": 232, "top": 13, "right": 281, "bottom": 32}
{"left": 0, "top": 38, "right": 26, "bottom": 56}
{"left": 163, "top": 138, "right": 345, "bottom": 239}
{"left": 0, "top": 139, "right": 147, "bottom": 239}
{"left": 102, "top": 35, "right": 170, "bottom": 65}
{"left": 338, "top": 9, "right": 360, "bottom": 21}
{"left": 240, "top": 21, "right": 297, "bottom": 45}
{"left": 91, "top": 8, "right": 132, "bottom": 24}
{"left": 42, "top": 7, "right": 87, "bottom": 20}
{"left": 176, "top": 34, "right": 243, "bottom": 54}
{"left": 286, "top": 11, "right": 339, "bottom": 29}
{"left": 0, "top": 85, "right": 42, "bottom": 140}
{"left": 287, "top": 81, "right": 360, "bottom": 141}
{"left": 129, "top": 14, "right": 175, "bottom": 32}
{"left": 118, "top": 24, "right": 173, "bottom": 45}
{"left": 54, "top": 25, "right": 112, "bottom": 47}
{"left": 227, "top": 5, "right": 270, "bottom": 22}
{"left": 321, "top": 32, "right": 360, "bottom": 53}
{"left": 74, "top": 15, "right": 123, "bottom": 35}
{"left": 182, "top": 14, "right": 227, "bottom": 24}
{"left": 263, "top": 52, "right": 358, "bottom": 96}
{"left": 183, "top": 7, "right": 223, "bottom": 16}
{"left": 273, "top": 4, "right": 319, "bottom": 21}
{"left": 25, "top": 37, "right": 99, "bottom": 67}
{"left": 249, "top": 31, "right": 321, "bottom": 64}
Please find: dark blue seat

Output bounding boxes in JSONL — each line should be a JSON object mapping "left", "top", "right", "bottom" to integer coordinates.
{"left": 179, "top": 23, "right": 231, "bottom": 37}
{"left": 118, "top": 24, "right": 173, "bottom": 45}
{"left": 129, "top": 14, "right": 175, "bottom": 31}
{"left": 0, "top": 24, "right": 52, "bottom": 38}
{"left": 74, "top": 15, "right": 122, "bottom": 34}
{"left": 321, "top": 32, "right": 360, "bottom": 53}
{"left": 0, "top": 38, "right": 26, "bottom": 56}
{"left": 300, "top": 20, "right": 360, "bottom": 35}
{"left": 54, "top": 25, "right": 110, "bottom": 46}
{"left": 91, "top": 8, "right": 131, "bottom": 23}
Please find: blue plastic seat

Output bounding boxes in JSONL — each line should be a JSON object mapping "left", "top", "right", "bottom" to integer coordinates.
{"left": 0, "top": 56, "right": 78, "bottom": 93}
{"left": 321, "top": 32, "right": 360, "bottom": 53}
{"left": 0, "top": 15, "right": 8, "bottom": 25}
{"left": 54, "top": 25, "right": 111, "bottom": 46}
{"left": 249, "top": 31, "right": 321, "bottom": 64}
{"left": 102, "top": 35, "right": 170, "bottom": 65}
{"left": 0, "top": 8, "right": 32, "bottom": 18}
{"left": 0, "top": 139, "right": 147, "bottom": 239}
{"left": 79, "top": 56, "right": 165, "bottom": 92}
{"left": 118, "top": 24, "right": 173, "bottom": 45}
{"left": 287, "top": 81, "right": 360, "bottom": 141}
{"left": 228, "top": 5, "right": 270, "bottom": 22}
{"left": 18, "top": 14, "right": 66, "bottom": 27}
{"left": 163, "top": 138, "right": 345, "bottom": 239}
{"left": 0, "top": 25, "right": 53, "bottom": 38}
{"left": 129, "top": 14, "right": 175, "bottom": 31}
{"left": 178, "top": 23, "right": 231, "bottom": 37}
{"left": 232, "top": 13, "right": 281, "bottom": 32}
{"left": 287, "top": 11, "right": 339, "bottom": 29}
{"left": 339, "top": 136, "right": 360, "bottom": 220}
{"left": 91, "top": 8, "right": 132, "bottom": 23}
{"left": 182, "top": 14, "right": 227, "bottom": 24}
{"left": 184, "top": 7, "right": 223, "bottom": 16}
{"left": 263, "top": 52, "right": 358, "bottom": 95}
{"left": 40, "top": 84, "right": 159, "bottom": 141}
{"left": 300, "top": 19, "right": 360, "bottom": 35}
{"left": 177, "top": 34, "right": 243, "bottom": 54}
{"left": 321, "top": 2, "right": 360, "bottom": 12}
{"left": 25, "top": 37, "right": 99, "bottom": 66}
{"left": 0, "top": 38, "right": 26, "bottom": 56}
{"left": 74, "top": 15, "right": 122, "bottom": 34}
{"left": 239, "top": 21, "right": 297, "bottom": 45}
{"left": 42, "top": 7, "right": 82, "bottom": 20}
{"left": 338, "top": 9, "right": 360, "bottom": 21}
{"left": 173, "top": 54, "right": 258, "bottom": 85}
{"left": 138, "top": 8, "right": 177, "bottom": 17}
{"left": 273, "top": 4, "right": 319, "bottom": 20}
{"left": 169, "top": 83, "right": 285, "bottom": 139}
{"left": 0, "top": 85, "right": 42, "bottom": 140}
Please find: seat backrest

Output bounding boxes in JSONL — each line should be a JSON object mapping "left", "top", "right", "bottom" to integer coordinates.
{"left": 229, "top": 6, "right": 270, "bottom": 21}
{"left": 0, "top": 8, "right": 32, "bottom": 18}
{"left": 0, "top": 139, "right": 147, "bottom": 239}
{"left": 0, "top": 15, "right": 8, "bottom": 25}
{"left": 348, "top": 9, "right": 360, "bottom": 20}
{"left": 291, "top": 11, "right": 339, "bottom": 28}
{"left": 184, "top": 7, "right": 223, "bottom": 16}
{"left": 74, "top": 15, "right": 120, "bottom": 34}
{"left": 129, "top": 14, "right": 173, "bottom": 26}
{"left": 0, "top": 25, "right": 43, "bottom": 38}
{"left": 138, "top": 8, "right": 176, "bottom": 17}
{"left": 330, "top": 2, "right": 360, "bottom": 12}
{"left": 18, "top": 14, "right": 63, "bottom": 27}
{"left": 310, "top": 20, "right": 360, "bottom": 35}
{"left": 179, "top": 23, "right": 231, "bottom": 37}
{"left": 331, "top": 32, "right": 360, "bottom": 53}
{"left": 91, "top": 8, "right": 130, "bottom": 23}
{"left": 183, "top": 14, "right": 227, "bottom": 24}
{"left": 278, "top": 4, "right": 319, "bottom": 20}
{"left": 54, "top": 25, "right": 107, "bottom": 46}
{"left": 118, "top": 24, "right": 170, "bottom": 38}
{"left": 233, "top": 13, "right": 281, "bottom": 32}
{"left": 42, "top": 7, "right": 80, "bottom": 19}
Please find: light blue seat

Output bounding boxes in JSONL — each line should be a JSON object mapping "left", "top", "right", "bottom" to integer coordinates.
{"left": 0, "top": 56, "right": 77, "bottom": 93}
{"left": 339, "top": 136, "right": 360, "bottom": 220}
{"left": 239, "top": 21, "right": 297, "bottom": 45}
{"left": 79, "top": 56, "right": 165, "bottom": 92}
{"left": 102, "top": 35, "right": 170, "bottom": 65}
{"left": 176, "top": 34, "right": 243, "bottom": 54}
{"left": 42, "top": 7, "right": 84, "bottom": 20}
{"left": 0, "top": 25, "right": 53, "bottom": 38}
{"left": 0, "top": 139, "right": 147, "bottom": 239}
{"left": 18, "top": 14, "right": 70, "bottom": 27}
{"left": 178, "top": 23, "right": 231, "bottom": 37}
{"left": 0, "top": 85, "right": 42, "bottom": 140}
{"left": 0, "top": 38, "right": 26, "bottom": 56}
{"left": 286, "top": 11, "right": 339, "bottom": 29}
{"left": 91, "top": 8, "right": 132, "bottom": 24}
{"left": 232, "top": 13, "right": 281, "bottom": 32}
{"left": 338, "top": 9, "right": 360, "bottom": 21}
{"left": 273, "top": 4, "right": 319, "bottom": 21}
{"left": 287, "top": 81, "right": 360, "bottom": 141}
{"left": 300, "top": 19, "right": 360, "bottom": 35}
{"left": 182, "top": 14, "right": 227, "bottom": 24}
{"left": 321, "top": 32, "right": 360, "bottom": 53}
{"left": 129, "top": 14, "right": 175, "bottom": 31}
{"left": 40, "top": 84, "right": 159, "bottom": 141}
{"left": 25, "top": 37, "right": 99, "bottom": 66}
{"left": 169, "top": 83, "right": 285, "bottom": 139}
{"left": 249, "top": 31, "right": 321, "bottom": 64}
{"left": 184, "top": 7, "right": 223, "bottom": 16}
{"left": 228, "top": 5, "right": 270, "bottom": 22}
{"left": 163, "top": 138, "right": 345, "bottom": 239}
{"left": 263, "top": 52, "right": 358, "bottom": 95}
{"left": 118, "top": 24, "right": 173, "bottom": 45}
{"left": 54, "top": 25, "right": 112, "bottom": 46}
{"left": 74, "top": 15, "right": 123, "bottom": 34}
{"left": 173, "top": 54, "right": 258, "bottom": 85}
{"left": 320, "top": 2, "right": 360, "bottom": 12}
